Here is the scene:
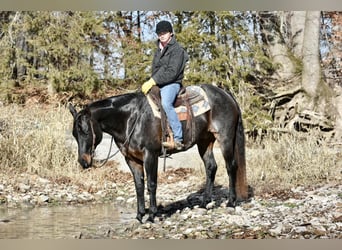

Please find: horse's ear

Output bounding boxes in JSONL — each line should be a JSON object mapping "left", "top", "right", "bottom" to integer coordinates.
{"left": 85, "top": 106, "right": 91, "bottom": 114}
{"left": 68, "top": 103, "right": 77, "bottom": 119}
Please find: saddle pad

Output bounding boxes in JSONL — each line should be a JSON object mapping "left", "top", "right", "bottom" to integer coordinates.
{"left": 147, "top": 85, "right": 211, "bottom": 120}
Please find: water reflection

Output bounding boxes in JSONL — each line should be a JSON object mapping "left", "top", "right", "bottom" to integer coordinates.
{"left": 0, "top": 203, "right": 135, "bottom": 239}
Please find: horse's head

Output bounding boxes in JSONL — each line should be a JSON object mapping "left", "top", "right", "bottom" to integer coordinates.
{"left": 68, "top": 104, "right": 103, "bottom": 169}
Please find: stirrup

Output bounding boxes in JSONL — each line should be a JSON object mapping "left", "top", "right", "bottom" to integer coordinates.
{"left": 162, "top": 141, "right": 184, "bottom": 150}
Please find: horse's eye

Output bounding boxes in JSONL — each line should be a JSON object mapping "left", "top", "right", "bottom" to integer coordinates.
{"left": 78, "top": 122, "right": 89, "bottom": 136}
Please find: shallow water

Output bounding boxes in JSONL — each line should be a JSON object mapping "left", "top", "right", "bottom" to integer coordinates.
{"left": 0, "top": 203, "right": 135, "bottom": 239}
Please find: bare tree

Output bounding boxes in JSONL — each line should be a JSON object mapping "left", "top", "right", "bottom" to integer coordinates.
{"left": 290, "top": 11, "right": 306, "bottom": 58}
{"left": 301, "top": 11, "right": 322, "bottom": 99}
{"left": 258, "top": 11, "right": 296, "bottom": 81}
{"left": 259, "top": 11, "right": 338, "bottom": 137}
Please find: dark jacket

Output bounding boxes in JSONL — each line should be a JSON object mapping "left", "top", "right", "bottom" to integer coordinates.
{"left": 151, "top": 36, "right": 189, "bottom": 87}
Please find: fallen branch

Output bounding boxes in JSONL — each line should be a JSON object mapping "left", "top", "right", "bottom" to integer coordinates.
{"left": 269, "top": 86, "right": 303, "bottom": 100}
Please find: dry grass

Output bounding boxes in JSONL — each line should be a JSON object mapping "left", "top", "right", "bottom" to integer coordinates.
{"left": 214, "top": 132, "right": 340, "bottom": 195}
{"left": 0, "top": 103, "right": 134, "bottom": 190}
{"left": 0, "top": 104, "right": 340, "bottom": 194}
{"left": 247, "top": 132, "right": 339, "bottom": 192}
{"left": 0, "top": 104, "right": 78, "bottom": 177}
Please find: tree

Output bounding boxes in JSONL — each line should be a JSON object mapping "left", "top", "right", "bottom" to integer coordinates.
{"left": 301, "top": 11, "right": 321, "bottom": 99}
{"left": 0, "top": 11, "right": 340, "bottom": 140}
{"left": 322, "top": 11, "right": 342, "bottom": 141}
{"left": 113, "top": 11, "right": 151, "bottom": 87}
{"left": 0, "top": 11, "right": 109, "bottom": 98}
{"left": 258, "top": 11, "right": 297, "bottom": 81}
{"left": 258, "top": 11, "right": 338, "bottom": 140}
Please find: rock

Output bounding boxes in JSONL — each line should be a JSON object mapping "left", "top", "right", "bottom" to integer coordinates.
{"left": 206, "top": 201, "right": 215, "bottom": 209}
{"left": 94, "top": 191, "right": 106, "bottom": 200}
{"left": 38, "top": 177, "right": 50, "bottom": 184}
{"left": 163, "top": 220, "right": 173, "bottom": 227}
{"left": 180, "top": 213, "right": 189, "bottom": 220}
{"left": 193, "top": 207, "right": 207, "bottom": 216}
{"left": 294, "top": 226, "right": 308, "bottom": 234}
{"left": 250, "top": 210, "right": 261, "bottom": 217}
{"left": 0, "top": 166, "right": 340, "bottom": 239}
{"left": 66, "top": 194, "right": 75, "bottom": 202}
{"left": 141, "top": 222, "right": 152, "bottom": 229}
{"left": 22, "top": 194, "right": 31, "bottom": 202}
{"left": 126, "top": 197, "right": 135, "bottom": 204}
{"left": 269, "top": 223, "right": 283, "bottom": 236}
{"left": 183, "top": 228, "right": 194, "bottom": 235}
{"left": 226, "top": 207, "right": 236, "bottom": 214}
{"left": 18, "top": 183, "right": 31, "bottom": 193}
{"left": 234, "top": 206, "right": 244, "bottom": 214}
{"left": 78, "top": 192, "right": 94, "bottom": 202}
{"left": 38, "top": 195, "right": 49, "bottom": 203}
{"left": 116, "top": 196, "right": 125, "bottom": 202}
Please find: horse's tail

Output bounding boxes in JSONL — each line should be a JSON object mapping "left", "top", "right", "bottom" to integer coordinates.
{"left": 234, "top": 112, "right": 248, "bottom": 201}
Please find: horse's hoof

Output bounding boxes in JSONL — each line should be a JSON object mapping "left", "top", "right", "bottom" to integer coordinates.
{"left": 136, "top": 214, "right": 144, "bottom": 223}
{"left": 200, "top": 198, "right": 211, "bottom": 209}
{"left": 199, "top": 202, "right": 206, "bottom": 209}
{"left": 146, "top": 215, "right": 155, "bottom": 223}
{"left": 227, "top": 200, "right": 236, "bottom": 208}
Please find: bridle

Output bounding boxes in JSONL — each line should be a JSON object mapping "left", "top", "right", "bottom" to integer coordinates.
{"left": 88, "top": 116, "right": 96, "bottom": 159}
{"left": 87, "top": 111, "right": 141, "bottom": 168}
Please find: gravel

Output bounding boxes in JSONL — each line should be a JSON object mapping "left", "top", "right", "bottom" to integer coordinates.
{"left": 0, "top": 166, "right": 341, "bottom": 239}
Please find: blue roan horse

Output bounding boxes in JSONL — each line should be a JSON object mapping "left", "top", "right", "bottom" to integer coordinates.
{"left": 69, "top": 84, "right": 248, "bottom": 223}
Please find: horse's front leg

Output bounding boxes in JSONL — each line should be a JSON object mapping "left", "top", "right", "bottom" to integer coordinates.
{"left": 144, "top": 151, "right": 159, "bottom": 223}
{"left": 126, "top": 158, "right": 146, "bottom": 223}
{"left": 197, "top": 141, "right": 217, "bottom": 207}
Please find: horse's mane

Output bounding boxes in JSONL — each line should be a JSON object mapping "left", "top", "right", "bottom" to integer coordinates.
{"left": 87, "top": 91, "right": 145, "bottom": 111}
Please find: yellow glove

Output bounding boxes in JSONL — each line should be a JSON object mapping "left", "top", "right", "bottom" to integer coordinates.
{"left": 141, "top": 78, "right": 156, "bottom": 95}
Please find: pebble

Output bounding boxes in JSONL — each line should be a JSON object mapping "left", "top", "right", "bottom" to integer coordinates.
{"left": 38, "top": 195, "right": 49, "bottom": 203}
{"left": 18, "top": 183, "right": 30, "bottom": 193}
{"left": 126, "top": 197, "right": 135, "bottom": 204}
{"left": 0, "top": 172, "right": 340, "bottom": 239}
{"left": 116, "top": 196, "right": 125, "bottom": 202}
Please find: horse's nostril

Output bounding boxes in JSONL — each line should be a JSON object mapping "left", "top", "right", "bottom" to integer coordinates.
{"left": 83, "top": 163, "right": 90, "bottom": 169}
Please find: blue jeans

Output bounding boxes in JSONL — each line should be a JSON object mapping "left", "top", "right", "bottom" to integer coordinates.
{"left": 160, "top": 83, "right": 183, "bottom": 142}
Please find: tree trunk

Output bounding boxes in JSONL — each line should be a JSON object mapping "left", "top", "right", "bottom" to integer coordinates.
{"left": 328, "top": 12, "right": 342, "bottom": 141}
{"left": 259, "top": 11, "right": 296, "bottom": 80}
{"left": 287, "top": 11, "right": 338, "bottom": 136}
{"left": 290, "top": 11, "right": 306, "bottom": 58}
{"left": 265, "top": 11, "right": 338, "bottom": 136}
{"left": 301, "top": 11, "right": 321, "bottom": 98}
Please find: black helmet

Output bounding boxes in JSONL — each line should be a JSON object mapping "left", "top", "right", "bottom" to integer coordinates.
{"left": 156, "top": 20, "right": 173, "bottom": 35}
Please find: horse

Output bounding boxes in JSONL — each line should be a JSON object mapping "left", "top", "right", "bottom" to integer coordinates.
{"left": 68, "top": 83, "right": 248, "bottom": 223}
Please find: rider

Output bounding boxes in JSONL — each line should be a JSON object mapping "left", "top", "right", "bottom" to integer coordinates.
{"left": 142, "top": 20, "right": 189, "bottom": 150}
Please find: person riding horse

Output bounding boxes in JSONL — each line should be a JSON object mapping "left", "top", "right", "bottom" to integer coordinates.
{"left": 69, "top": 83, "right": 248, "bottom": 223}
{"left": 142, "top": 20, "right": 189, "bottom": 150}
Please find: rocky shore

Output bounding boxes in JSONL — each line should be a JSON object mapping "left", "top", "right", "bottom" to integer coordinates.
{"left": 0, "top": 166, "right": 341, "bottom": 239}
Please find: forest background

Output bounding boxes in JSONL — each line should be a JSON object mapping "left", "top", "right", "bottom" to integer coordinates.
{"left": 0, "top": 10, "right": 341, "bottom": 141}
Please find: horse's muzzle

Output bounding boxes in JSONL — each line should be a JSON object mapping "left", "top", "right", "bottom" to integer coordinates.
{"left": 79, "top": 153, "right": 93, "bottom": 169}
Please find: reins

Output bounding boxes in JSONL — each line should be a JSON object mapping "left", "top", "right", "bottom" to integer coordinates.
{"left": 94, "top": 136, "right": 118, "bottom": 168}
{"left": 93, "top": 107, "right": 142, "bottom": 168}
{"left": 91, "top": 100, "right": 169, "bottom": 172}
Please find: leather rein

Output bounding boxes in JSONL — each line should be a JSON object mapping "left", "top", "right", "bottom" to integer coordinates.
{"left": 89, "top": 109, "right": 141, "bottom": 168}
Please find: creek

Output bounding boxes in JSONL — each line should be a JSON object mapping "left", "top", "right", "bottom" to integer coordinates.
{"left": 0, "top": 203, "right": 135, "bottom": 239}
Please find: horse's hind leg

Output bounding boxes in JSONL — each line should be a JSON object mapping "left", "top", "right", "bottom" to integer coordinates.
{"left": 219, "top": 138, "right": 237, "bottom": 207}
{"left": 197, "top": 139, "right": 217, "bottom": 207}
